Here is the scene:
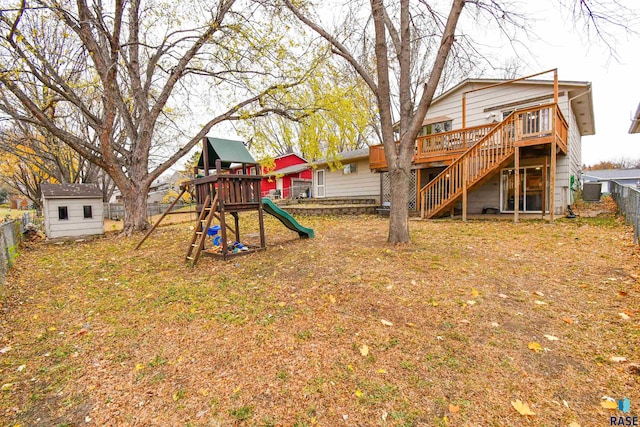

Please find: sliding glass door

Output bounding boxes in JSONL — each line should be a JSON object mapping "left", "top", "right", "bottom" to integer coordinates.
{"left": 501, "top": 166, "right": 548, "bottom": 212}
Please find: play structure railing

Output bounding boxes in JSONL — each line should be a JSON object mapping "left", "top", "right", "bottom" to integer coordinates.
{"left": 194, "top": 174, "right": 262, "bottom": 211}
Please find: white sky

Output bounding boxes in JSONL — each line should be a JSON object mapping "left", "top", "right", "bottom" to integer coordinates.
{"left": 520, "top": 0, "right": 640, "bottom": 167}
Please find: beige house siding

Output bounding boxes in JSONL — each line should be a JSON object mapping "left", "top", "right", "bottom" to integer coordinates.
{"left": 43, "top": 198, "right": 104, "bottom": 239}
{"left": 316, "top": 158, "right": 380, "bottom": 200}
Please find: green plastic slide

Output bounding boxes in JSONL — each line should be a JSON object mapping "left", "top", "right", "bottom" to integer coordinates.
{"left": 261, "top": 198, "right": 314, "bottom": 239}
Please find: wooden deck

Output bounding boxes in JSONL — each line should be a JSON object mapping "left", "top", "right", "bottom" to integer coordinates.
{"left": 369, "top": 103, "right": 568, "bottom": 170}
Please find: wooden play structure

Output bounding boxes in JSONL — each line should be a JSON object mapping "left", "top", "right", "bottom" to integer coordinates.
{"left": 135, "top": 137, "right": 314, "bottom": 265}
{"left": 186, "top": 137, "right": 266, "bottom": 263}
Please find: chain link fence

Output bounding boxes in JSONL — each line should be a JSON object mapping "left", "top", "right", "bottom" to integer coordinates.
{"left": 610, "top": 181, "right": 640, "bottom": 245}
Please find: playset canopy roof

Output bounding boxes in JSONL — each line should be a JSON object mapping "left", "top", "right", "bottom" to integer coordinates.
{"left": 196, "top": 137, "right": 257, "bottom": 170}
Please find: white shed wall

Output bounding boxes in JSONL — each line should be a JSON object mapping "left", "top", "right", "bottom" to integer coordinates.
{"left": 43, "top": 198, "right": 104, "bottom": 239}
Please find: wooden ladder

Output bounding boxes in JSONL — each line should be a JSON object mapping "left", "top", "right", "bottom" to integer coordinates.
{"left": 185, "top": 193, "right": 218, "bottom": 265}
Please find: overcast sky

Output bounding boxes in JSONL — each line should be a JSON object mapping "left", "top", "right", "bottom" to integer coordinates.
{"left": 518, "top": 0, "right": 640, "bottom": 167}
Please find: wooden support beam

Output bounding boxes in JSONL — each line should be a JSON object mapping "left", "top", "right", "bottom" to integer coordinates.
{"left": 514, "top": 146, "right": 520, "bottom": 223}
{"left": 550, "top": 139, "right": 556, "bottom": 223}
{"left": 135, "top": 186, "right": 187, "bottom": 250}
{"left": 462, "top": 157, "right": 468, "bottom": 222}
{"left": 542, "top": 156, "right": 548, "bottom": 218}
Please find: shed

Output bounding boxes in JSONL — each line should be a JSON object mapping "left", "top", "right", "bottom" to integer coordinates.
{"left": 41, "top": 183, "right": 104, "bottom": 239}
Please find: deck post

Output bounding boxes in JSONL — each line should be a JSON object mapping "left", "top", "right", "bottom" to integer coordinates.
{"left": 462, "top": 157, "right": 468, "bottom": 222}
{"left": 514, "top": 146, "right": 520, "bottom": 223}
{"left": 542, "top": 156, "right": 548, "bottom": 218}
{"left": 554, "top": 69, "right": 558, "bottom": 104}
{"left": 462, "top": 93, "right": 467, "bottom": 147}
{"left": 550, "top": 138, "right": 556, "bottom": 223}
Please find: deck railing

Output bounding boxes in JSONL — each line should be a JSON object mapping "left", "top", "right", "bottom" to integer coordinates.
{"left": 610, "top": 181, "right": 640, "bottom": 245}
{"left": 369, "top": 103, "right": 568, "bottom": 170}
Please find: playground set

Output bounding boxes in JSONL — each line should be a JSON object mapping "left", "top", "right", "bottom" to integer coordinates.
{"left": 135, "top": 137, "right": 313, "bottom": 265}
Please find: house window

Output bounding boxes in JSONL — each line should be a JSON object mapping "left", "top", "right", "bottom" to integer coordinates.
{"left": 83, "top": 205, "right": 93, "bottom": 219}
{"left": 58, "top": 206, "right": 69, "bottom": 220}
{"left": 343, "top": 163, "right": 357, "bottom": 174}
{"left": 418, "top": 120, "right": 452, "bottom": 136}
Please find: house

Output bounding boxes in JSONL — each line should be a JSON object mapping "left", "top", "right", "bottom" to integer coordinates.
{"left": 41, "top": 183, "right": 104, "bottom": 239}
{"left": 369, "top": 70, "right": 595, "bottom": 219}
{"left": 9, "top": 195, "right": 29, "bottom": 210}
{"left": 582, "top": 169, "right": 640, "bottom": 193}
{"left": 630, "top": 101, "right": 640, "bottom": 134}
{"left": 312, "top": 147, "right": 381, "bottom": 201}
{"left": 232, "top": 153, "right": 312, "bottom": 199}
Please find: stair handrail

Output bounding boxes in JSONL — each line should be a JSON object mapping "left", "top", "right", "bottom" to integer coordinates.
{"left": 419, "top": 102, "right": 561, "bottom": 218}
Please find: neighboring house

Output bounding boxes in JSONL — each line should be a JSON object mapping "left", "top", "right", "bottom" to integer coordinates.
{"left": 41, "top": 183, "right": 104, "bottom": 239}
{"left": 9, "top": 195, "right": 29, "bottom": 210}
{"left": 110, "top": 170, "right": 191, "bottom": 203}
{"left": 630, "top": 101, "right": 640, "bottom": 134}
{"left": 312, "top": 147, "right": 381, "bottom": 201}
{"left": 369, "top": 72, "right": 595, "bottom": 218}
{"left": 232, "top": 153, "right": 312, "bottom": 199}
{"left": 582, "top": 169, "right": 640, "bottom": 193}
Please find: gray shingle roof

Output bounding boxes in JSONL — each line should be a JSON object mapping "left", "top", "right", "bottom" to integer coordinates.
{"left": 314, "top": 147, "right": 370, "bottom": 165}
{"left": 581, "top": 169, "right": 640, "bottom": 181}
{"left": 41, "top": 183, "right": 103, "bottom": 199}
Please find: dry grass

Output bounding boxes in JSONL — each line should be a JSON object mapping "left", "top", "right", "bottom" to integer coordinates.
{"left": 1, "top": 210, "right": 639, "bottom": 426}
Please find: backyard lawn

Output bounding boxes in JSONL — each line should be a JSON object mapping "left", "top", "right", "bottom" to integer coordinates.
{"left": 1, "top": 212, "right": 639, "bottom": 426}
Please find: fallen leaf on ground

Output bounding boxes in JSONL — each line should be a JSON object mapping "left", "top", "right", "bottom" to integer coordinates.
{"left": 359, "top": 345, "right": 369, "bottom": 357}
{"left": 380, "top": 319, "right": 393, "bottom": 326}
{"left": 405, "top": 322, "right": 416, "bottom": 327}
{"left": 449, "top": 403, "right": 460, "bottom": 413}
{"left": 511, "top": 399, "right": 535, "bottom": 416}
{"left": 601, "top": 400, "right": 617, "bottom": 409}
{"left": 329, "top": 295, "right": 336, "bottom": 304}
{"left": 466, "top": 300, "right": 476, "bottom": 306}
{"left": 498, "top": 293, "right": 508, "bottom": 299}
{"left": 528, "top": 342, "right": 543, "bottom": 353}
{"left": 544, "top": 334, "right": 560, "bottom": 341}
{"left": 354, "top": 389, "right": 363, "bottom": 398}
{"left": 534, "top": 300, "right": 547, "bottom": 305}
{"left": 472, "top": 288, "right": 480, "bottom": 297}
{"left": 562, "top": 317, "right": 573, "bottom": 324}
{"left": 609, "top": 356, "right": 626, "bottom": 363}
{"left": 568, "top": 422, "right": 581, "bottom": 427}
{"left": 619, "top": 312, "right": 631, "bottom": 320}
{"left": 491, "top": 322, "right": 500, "bottom": 328}
{"left": 534, "top": 291, "right": 544, "bottom": 297}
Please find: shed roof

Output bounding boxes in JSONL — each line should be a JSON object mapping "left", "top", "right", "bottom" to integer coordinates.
{"left": 197, "top": 137, "right": 257, "bottom": 170}
{"left": 41, "top": 183, "right": 103, "bottom": 199}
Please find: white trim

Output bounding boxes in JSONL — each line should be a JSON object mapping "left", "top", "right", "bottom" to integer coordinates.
{"left": 315, "top": 169, "right": 326, "bottom": 198}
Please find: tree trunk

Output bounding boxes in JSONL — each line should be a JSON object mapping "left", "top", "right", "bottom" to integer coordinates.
{"left": 387, "top": 164, "right": 411, "bottom": 243}
{"left": 120, "top": 184, "right": 150, "bottom": 235}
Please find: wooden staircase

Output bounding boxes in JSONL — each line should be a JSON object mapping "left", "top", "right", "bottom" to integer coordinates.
{"left": 420, "top": 112, "right": 519, "bottom": 219}
{"left": 185, "top": 194, "right": 218, "bottom": 265}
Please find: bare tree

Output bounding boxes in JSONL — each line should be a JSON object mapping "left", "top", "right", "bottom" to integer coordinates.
{"left": 0, "top": 0, "right": 311, "bottom": 234}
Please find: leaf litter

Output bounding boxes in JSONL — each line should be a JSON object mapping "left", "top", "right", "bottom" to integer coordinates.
{"left": 1, "top": 209, "right": 639, "bottom": 425}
